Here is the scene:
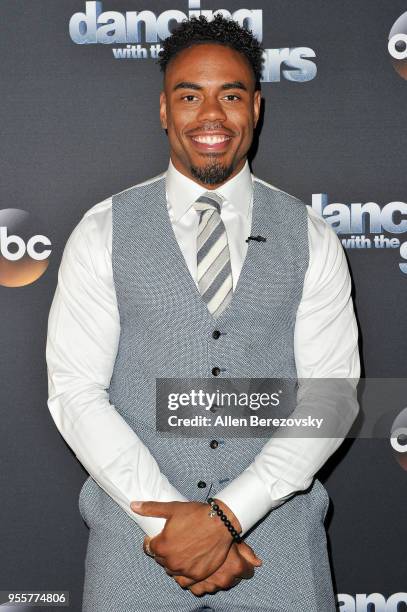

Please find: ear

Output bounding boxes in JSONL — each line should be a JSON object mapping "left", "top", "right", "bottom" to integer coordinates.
{"left": 159, "top": 91, "right": 168, "bottom": 130}
{"left": 253, "top": 90, "right": 261, "bottom": 129}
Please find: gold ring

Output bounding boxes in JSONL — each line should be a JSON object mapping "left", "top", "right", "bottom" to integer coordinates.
{"left": 145, "top": 541, "right": 155, "bottom": 558}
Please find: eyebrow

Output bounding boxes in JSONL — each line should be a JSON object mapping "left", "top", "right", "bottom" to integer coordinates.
{"left": 221, "top": 81, "right": 247, "bottom": 91}
{"left": 173, "top": 80, "right": 248, "bottom": 91}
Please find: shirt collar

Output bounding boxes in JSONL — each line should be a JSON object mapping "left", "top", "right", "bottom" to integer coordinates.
{"left": 165, "top": 158, "right": 253, "bottom": 222}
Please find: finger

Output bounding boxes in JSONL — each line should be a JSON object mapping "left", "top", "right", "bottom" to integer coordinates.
{"left": 150, "top": 555, "right": 168, "bottom": 568}
{"left": 143, "top": 535, "right": 163, "bottom": 560}
{"left": 214, "top": 574, "right": 244, "bottom": 590}
{"left": 145, "top": 534, "right": 173, "bottom": 563}
{"left": 141, "top": 538, "right": 167, "bottom": 567}
{"left": 237, "top": 555, "right": 256, "bottom": 579}
{"left": 237, "top": 542, "right": 262, "bottom": 566}
{"left": 164, "top": 566, "right": 210, "bottom": 583}
{"left": 240, "top": 563, "right": 255, "bottom": 580}
{"left": 163, "top": 566, "right": 185, "bottom": 577}
{"left": 166, "top": 569, "right": 197, "bottom": 585}
{"left": 189, "top": 581, "right": 215, "bottom": 596}
{"left": 191, "top": 575, "right": 238, "bottom": 594}
{"left": 143, "top": 537, "right": 155, "bottom": 558}
{"left": 171, "top": 575, "right": 196, "bottom": 588}
{"left": 130, "top": 500, "right": 175, "bottom": 518}
{"left": 230, "top": 557, "right": 254, "bottom": 580}
{"left": 238, "top": 543, "right": 263, "bottom": 566}
{"left": 145, "top": 535, "right": 159, "bottom": 556}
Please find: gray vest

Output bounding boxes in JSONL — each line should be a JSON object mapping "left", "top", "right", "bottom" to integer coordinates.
{"left": 79, "top": 174, "right": 309, "bottom": 533}
{"left": 79, "top": 175, "right": 336, "bottom": 612}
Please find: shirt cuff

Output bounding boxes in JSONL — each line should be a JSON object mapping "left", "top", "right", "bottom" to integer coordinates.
{"left": 214, "top": 468, "right": 275, "bottom": 535}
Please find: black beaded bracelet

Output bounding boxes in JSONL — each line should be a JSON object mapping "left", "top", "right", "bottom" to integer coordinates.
{"left": 207, "top": 497, "right": 242, "bottom": 543}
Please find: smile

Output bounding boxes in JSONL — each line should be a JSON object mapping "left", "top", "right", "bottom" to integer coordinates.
{"left": 191, "top": 135, "right": 231, "bottom": 144}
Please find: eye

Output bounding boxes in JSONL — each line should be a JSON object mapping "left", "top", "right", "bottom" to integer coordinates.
{"left": 182, "top": 94, "right": 199, "bottom": 102}
{"left": 223, "top": 94, "right": 241, "bottom": 101}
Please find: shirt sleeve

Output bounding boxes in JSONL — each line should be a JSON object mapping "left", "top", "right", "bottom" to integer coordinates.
{"left": 46, "top": 200, "right": 188, "bottom": 538}
{"left": 215, "top": 205, "right": 360, "bottom": 535}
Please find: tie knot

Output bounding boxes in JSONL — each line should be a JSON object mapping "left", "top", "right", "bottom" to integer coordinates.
{"left": 193, "top": 191, "right": 223, "bottom": 215}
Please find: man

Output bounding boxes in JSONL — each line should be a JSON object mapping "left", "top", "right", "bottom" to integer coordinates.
{"left": 46, "top": 14, "right": 360, "bottom": 612}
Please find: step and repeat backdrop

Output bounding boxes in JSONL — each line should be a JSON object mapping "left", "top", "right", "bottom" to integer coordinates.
{"left": 1, "top": 1, "right": 407, "bottom": 610}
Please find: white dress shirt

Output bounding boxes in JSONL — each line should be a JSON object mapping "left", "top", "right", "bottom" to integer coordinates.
{"left": 46, "top": 159, "right": 360, "bottom": 537}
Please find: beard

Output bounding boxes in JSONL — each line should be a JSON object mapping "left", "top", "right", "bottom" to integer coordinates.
{"left": 190, "top": 157, "right": 235, "bottom": 185}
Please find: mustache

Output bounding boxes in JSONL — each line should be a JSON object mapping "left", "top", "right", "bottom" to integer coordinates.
{"left": 186, "top": 124, "right": 236, "bottom": 136}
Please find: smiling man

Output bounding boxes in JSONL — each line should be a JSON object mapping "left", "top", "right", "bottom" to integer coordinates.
{"left": 46, "top": 14, "right": 360, "bottom": 612}
{"left": 160, "top": 46, "right": 259, "bottom": 189}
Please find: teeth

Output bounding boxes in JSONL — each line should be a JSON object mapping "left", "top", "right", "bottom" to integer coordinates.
{"left": 193, "top": 135, "right": 230, "bottom": 144}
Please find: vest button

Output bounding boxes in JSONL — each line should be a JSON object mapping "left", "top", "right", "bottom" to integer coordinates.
{"left": 210, "top": 440, "right": 219, "bottom": 449}
{"left": 212, "top": 367, "right": 221, "bottom": 376}
{"left": 210, "top": 403, "right": 218, "bottom": 413}
{"left": 212, "top": 330, "right": 221, "bottom": 339}
{"left": 197, "top": 480, "right": 207, "bottom": 488}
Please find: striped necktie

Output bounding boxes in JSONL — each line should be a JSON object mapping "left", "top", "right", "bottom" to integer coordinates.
{"left": 193, "top": 192, "right": 233, "bottom": 318}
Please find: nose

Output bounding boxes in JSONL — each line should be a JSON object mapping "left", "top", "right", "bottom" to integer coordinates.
{"left": 197, "top": 95, "right": 227, "bottom": 123}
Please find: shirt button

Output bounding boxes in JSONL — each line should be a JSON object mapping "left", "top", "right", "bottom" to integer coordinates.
{"left": 210, "top": 440, "right": 219, "bottom": 449}
{"left": 197, "top": 481, "right": 207, "bottom": 488}
{"left": 212, "top": 330, "right": 221, "bottom": 339}
{"left": 212, "top": 367, "right": 221, "bottom": 376}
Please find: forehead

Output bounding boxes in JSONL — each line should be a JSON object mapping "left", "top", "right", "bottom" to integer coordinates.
{"left": 164, "top": 43, "right": 254, "bottom": 86}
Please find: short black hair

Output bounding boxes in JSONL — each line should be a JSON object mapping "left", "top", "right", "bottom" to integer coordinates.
{"left": 158, "top": 14, "right": 264, "bottom": 89}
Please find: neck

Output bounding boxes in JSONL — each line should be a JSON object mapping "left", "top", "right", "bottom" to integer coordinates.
{"left": 170, "top": 155, "right": 247, "bottom": 189}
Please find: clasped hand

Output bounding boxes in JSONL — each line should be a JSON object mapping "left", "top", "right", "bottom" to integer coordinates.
{"left": 130, "top": 500, "right": 262, "bottom": 596}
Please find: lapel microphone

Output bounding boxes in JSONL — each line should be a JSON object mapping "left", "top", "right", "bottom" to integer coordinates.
{"left": 246, "top": 235, "right": 267, "bottom": 243}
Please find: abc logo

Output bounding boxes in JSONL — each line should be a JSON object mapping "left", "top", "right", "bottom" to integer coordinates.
{"left": 390, "top": 407, "right": 407, "bottom": 471}
{"left": 388, "top": 12, "right": 407, "bottom": 79}
{"left": 0, "top": 208, "right": 51, "bottom": 287}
